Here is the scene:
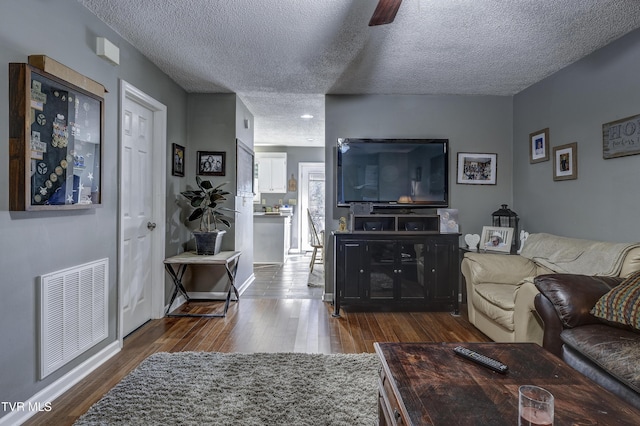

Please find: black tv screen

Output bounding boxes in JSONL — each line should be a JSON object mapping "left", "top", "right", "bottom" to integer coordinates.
{"left": 336, "top": 138, "right": 449, "bottom": 208}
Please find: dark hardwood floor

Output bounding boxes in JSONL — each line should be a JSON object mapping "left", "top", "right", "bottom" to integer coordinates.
{"left": 25, "top": 255, "right": 488, "bottom": 426}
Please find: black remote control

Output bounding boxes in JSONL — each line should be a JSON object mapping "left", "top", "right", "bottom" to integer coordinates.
{"left": 453, "top": 346, "right": 509, "bottom": 374}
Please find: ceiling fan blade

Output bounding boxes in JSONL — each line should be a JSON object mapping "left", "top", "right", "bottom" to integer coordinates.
{"left": 368, "top": 0, "right": 403, "bottom": 26}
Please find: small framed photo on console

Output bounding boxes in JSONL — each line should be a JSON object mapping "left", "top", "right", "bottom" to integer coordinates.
{"left": 437, "top": 208, "right": 459, "bottom": 233}
{"left": 480, "top": 226, "right": 514, "bottom": 253}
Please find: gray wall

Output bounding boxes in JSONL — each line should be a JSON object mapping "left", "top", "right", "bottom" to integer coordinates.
{"left": 255, "top": 146, "right": 324, "bottom": 251}
{"left": 513, "top": 28, "right": 640, "bottom": 243}
{"left": 325, "top": 94, "right": 514, "bottom": 292}
{"left": 0, "top": 0, "right": 188, "bottom": 414}
{"left": 185, "top": 94, "right": 255, "bottom": 289}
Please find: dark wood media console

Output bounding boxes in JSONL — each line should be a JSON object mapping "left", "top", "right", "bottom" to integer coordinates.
{"left": 333, "top": 214, "right": 459, "bottom": 317}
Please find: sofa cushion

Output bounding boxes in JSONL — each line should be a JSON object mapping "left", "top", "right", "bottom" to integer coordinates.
{"left": 561, "top": 325, "right": 640, "bottom": 394}
{"left": 473, "top": 283, "right": 516, "bottom": 331}
{"left": 521, "top": 233, "right": 640, "bottom": 276}
{"left": 463, "top": 252, "right": 540, "bottom": 284}
{"left": 591, "top": 270, "right": 640, "bottom": 331}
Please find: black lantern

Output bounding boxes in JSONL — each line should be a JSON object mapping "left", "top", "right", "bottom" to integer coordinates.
{"left": 492, "top": 204, "right": 519, "bottom": 250}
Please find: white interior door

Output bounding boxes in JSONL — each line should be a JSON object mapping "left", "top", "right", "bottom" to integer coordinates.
{"left": 299, "top": 162, "right": 325, "bottom": 252}
{"left": 119, "top": 81, "right": 166, "bottom": 338}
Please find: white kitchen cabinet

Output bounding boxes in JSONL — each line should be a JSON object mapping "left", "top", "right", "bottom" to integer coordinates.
{"left": 256, "top": 153, "right": 287, "bottom": 193}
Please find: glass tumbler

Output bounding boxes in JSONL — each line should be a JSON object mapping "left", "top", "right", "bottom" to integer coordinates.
{"left": 519, "top": 385, "right": 554, "bottom": 426}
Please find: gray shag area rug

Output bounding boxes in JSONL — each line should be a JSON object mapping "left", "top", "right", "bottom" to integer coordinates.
{"left": 74, "top": 351, "right": 379, "bottom": 426}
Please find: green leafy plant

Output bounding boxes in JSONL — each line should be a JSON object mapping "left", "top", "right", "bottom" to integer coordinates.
{"left": 181, "top": 177, "right": 236, "bottom": 232}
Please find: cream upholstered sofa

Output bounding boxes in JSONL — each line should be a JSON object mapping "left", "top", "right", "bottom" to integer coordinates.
{"left": 460, "top": 233, "right": 640, "bottom": 345}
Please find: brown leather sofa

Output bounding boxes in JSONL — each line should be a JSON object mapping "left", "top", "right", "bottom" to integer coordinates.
{"left": 534, "top": 274, "right": 640, "bottom": 409}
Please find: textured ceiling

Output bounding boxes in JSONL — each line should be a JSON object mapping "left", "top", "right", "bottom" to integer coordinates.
{"left": 79, "top": 0, "right": 640, "bottom": 147}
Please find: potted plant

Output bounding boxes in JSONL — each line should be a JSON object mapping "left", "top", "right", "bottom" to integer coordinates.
{"left": 181, "top": 176, "right": 236, "bottom": 255}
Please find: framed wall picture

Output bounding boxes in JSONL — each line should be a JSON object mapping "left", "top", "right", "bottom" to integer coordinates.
{"left": 456, "top": 152, "right": 497, "bottom": 185}
{"left": 172, "top": 143, "right": 185, "bottom": 177}
{"left": 9, "top": 62, "right": 104, "bottom": 210}
{"left": 480, "top": 226, "right": 514, "bottom": 253}
{"left": 553, "top": 142, "right": 578, "bottom": 181}
{"left": 602, "top": 113, "right": 640, "bottom": 159}
{"left": 529, "top": 128, "right": 549, "bottom": 163}
{"left": 437, "top": 208, "right": 459, "bottom": 233}
{"left": 197, "top": 151, "right": 225, "bottom": 176}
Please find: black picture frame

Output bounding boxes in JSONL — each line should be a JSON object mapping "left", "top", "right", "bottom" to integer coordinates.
{"left": 172, "top": 143, "right": 185, "bottom": 177}
{"left": 197, "top": 151, "right": 225, "bottom": 176}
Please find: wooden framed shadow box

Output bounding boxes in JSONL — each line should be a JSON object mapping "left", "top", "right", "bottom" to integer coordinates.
{"left": 9, "top": 61, "right": 104, "bottom": 210}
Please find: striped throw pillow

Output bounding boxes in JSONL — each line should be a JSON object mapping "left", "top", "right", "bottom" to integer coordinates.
{"left": 591, "top": 270, "right": 640, "bottom": 331}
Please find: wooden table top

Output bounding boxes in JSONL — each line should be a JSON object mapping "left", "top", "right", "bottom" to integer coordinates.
{"left": 374, "top": 342, "right": 640, "bottom": 425}
{"left": 163, "top": 250, "right": 241, "bottom": 265}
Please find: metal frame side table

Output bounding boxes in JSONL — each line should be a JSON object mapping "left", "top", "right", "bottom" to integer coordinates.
{"left": 163, "top": 251, "right": 241, "bottom": 318}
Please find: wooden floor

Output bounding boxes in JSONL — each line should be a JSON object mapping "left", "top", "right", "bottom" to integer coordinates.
{"left": 25, "top": 257, "right": 488, "bottom": 425}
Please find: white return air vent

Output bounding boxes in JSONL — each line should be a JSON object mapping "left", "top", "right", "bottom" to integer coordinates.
{"left": 40, "top": 258, "right": 108, "bottom": 379}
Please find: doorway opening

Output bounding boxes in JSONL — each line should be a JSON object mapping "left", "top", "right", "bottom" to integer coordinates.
{"left": 298, "top": 162, "right": 325, "bottom": 254}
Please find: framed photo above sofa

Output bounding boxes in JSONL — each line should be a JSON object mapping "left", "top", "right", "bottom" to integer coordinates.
{"left": 603, "top": 113, "right": 640, "bottom": 159}
{"left": 480, "top": 226, "right": 514, "bottom": 253}
{"left": 553, "top": 142, "right": 577, "bottom": 181}
{"left": 529, "top": 128, "right": 549, "bottom": 164}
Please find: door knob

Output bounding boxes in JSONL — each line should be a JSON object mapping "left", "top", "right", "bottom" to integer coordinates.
{"left": 147, "top": 222, "right": 157, "bottom": 230}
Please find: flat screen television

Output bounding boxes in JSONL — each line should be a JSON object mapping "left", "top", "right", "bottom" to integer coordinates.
{"left": 336, "top": 138, "right": 449, "bottom": 208}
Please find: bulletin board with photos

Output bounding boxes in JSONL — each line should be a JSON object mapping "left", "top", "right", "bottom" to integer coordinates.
{"left": 9, "top": 63, "right": 103, "bottom": 210}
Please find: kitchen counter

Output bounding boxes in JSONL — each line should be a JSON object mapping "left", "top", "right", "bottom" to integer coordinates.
{"left": 253, "top": 213, "right": 292, "bottom": 263}
{"left": 253, "top": 211, "right": 293, "bottom": 217}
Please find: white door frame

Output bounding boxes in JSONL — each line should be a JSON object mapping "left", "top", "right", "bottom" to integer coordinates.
{"left": 298, "top": 162, "right": 325, "bottom": 252}
{"left": 118, "top": 80, "right": 167, "bottom": 344}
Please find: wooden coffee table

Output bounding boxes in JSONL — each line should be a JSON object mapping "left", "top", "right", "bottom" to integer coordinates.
{"left": 375, "top": 342, "right": 640, "bottom": 425}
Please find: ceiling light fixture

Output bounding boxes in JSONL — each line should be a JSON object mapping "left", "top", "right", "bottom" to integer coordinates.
{"left": 300, "top": 114, "right": 313, "bottom": 119}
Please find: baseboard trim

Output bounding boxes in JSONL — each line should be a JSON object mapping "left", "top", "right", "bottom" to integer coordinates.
{"left": 186, "top": 291, "right": 232, "bottom": 299}
{"left": 236, "top": 273, "right": 255, "bottom": 295}
{"left": 0, "top": 341, "right": 120, "bottom": 426}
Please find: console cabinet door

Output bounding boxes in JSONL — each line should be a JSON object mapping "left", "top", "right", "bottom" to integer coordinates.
{"left": 397, "top": 240, "right": 427, "bottom": 300}
{"left": 366, "top": 239, "right": 427, "bottom": 301}
{"left": 424, "top": 236, "right": 458, "bottom": 302}
{"left": 336, "top": 240, "right": 366, "bottom": 301}
{"left": 366, "top": 240, "right": 396, "bottom": 300}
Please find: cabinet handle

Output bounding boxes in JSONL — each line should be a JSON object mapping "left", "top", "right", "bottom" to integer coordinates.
{"left": 431, "top": 268, "right": 436, "bottom": 273}
{"left": 360, "top": 269, "right": 364, "bottom": 273}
